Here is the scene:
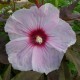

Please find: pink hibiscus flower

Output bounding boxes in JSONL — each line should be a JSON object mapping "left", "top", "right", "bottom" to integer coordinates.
{"left": 4, "top": 3, "right": 76, "bottom": 74}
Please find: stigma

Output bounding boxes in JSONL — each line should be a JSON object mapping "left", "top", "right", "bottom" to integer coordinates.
{"left": 36, "top": 36, "right": 43, "bottom": 44}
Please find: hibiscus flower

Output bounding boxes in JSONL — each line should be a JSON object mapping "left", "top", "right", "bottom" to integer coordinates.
{"left": 4, "top": 3, "right": 76, "bottom": 74}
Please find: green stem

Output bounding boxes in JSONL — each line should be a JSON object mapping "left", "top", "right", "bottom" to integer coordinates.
{"left": 55, "top": 0, "right": 58, "bottom": 7}
{"left": 42, "top": 0, "right": 44, "bottom": 5}
{"left": 13, "top": 0, "right": 15, "bottom": 12}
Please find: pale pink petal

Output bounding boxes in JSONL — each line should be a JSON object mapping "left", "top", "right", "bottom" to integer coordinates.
{"left": 6, "top": 37, "right": 29, "bottom": 54}
{"left": 39, "top": 3, "right": 59, "bottom": 28}
{"left": 30, "top": 3, "right": 59, "bottom": 29}
{"left": 30, "top": 6, "right": 40, "bottom": 28}
{"left": 8, "top": 33, "right": 25, "bottom": 40}
{"left": 12, "top": 8, "right": 37, "bottom": 30}
{"left": 32, "top": 44, "right": 64, "bottom": 74}
{"left": 39, "top": 3, "right": 59, "bottom": 18}
{"left": 47, "top": 19, "right": 76, "bottom": 52}
{"left": 5, "top": 16, "right": 29, "bottom": 40}
{"left": 6, "top": 37, "right": 33, "bottom": 70}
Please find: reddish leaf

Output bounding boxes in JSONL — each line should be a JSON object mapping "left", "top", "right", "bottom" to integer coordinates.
{"left": 0, "top": 17, "right": 6, "bottom": 22}
{"left": 60, "top": 0, "right": 80, "bottom": 21}
{"left": 47, "top": 70, "right": 59, "bottom": 80}
{"left": 11, "top": 71, "right": 44, "bottom": 80}
{"left": 0, "top": 28, "right": 9, "bottom": 64}
{"left": 0, "top": 15, "right": 6, "bottom": 22}
{"left": 74, "top": 76, "right": 80, "bottom": 80}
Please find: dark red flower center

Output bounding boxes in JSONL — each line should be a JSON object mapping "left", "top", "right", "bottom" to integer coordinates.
{"left": 29, "top": 28, "right": 48, "bottom": 46}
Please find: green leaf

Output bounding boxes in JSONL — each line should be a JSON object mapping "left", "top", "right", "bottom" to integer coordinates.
{"left": 62, "top": 57, "right": 72, "bottom": 80}
{"left": 11, "top": 71, "right": 44, "bottom": 80}
{"left": 59, "top": 64, "right": 65, "bottom": 80}
{"left": 54, "top": 0, "right": 59, "bottom": 7}
{"left": 0, "top": 4, "right": 8, "bottom": 9}
{"left": 0, "top": 76, "right": 2, "bottom": 80}
{"left": 2, "top": 65, "right": 11, "bottom": 80}
{"left": 72, "top": 21, "right": 80, "bottom": 32}
{"left": 59, "top": 57, "right": 72, "bottom": 80}
{"left": 28, "top": 0, "right": 34, "bottom": 3}
{"left": 45, "top": 0, "right": 59, "bottom": 7}
{"left": 67, "top": 61, "right": 77, "bottom": 75}
{"left": 66, "top": 48, "right": 80, "bottom": 76}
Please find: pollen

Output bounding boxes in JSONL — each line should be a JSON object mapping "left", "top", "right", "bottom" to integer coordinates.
{"left": 36, "top": 36, "right": 43, "bottom": 44}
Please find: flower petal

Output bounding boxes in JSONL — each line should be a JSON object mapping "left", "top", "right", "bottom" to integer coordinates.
{"left": 32, "top": 44, "right": 64, "bottom": 74}
{"left": 30, "top": 3, "right": 59, "bottom": 29}
{"left": 6, "top": 37, "right": 33, "bottom": 70}
{"left": 5, "top": 16, "right": 29, "bottom": 40}
{"left": 6, "top": 37, "right": 28, "bottom": 54}
{"left": 39, "top": 3, "right": 59, "bottom": 28}
{"left": 47, "top": 19, "right": 76, "bottom": 52}
{"left": 8, "top": 33, "right": 25, "bottom": 40}
{"left": 4, "top": 8, "right": 39, "bottom": 40}
{"left": 30, "top": 6, "right": 40, "bottom": 28}
{"left": 11, "top": 8, "right": 38, "bottom": 30}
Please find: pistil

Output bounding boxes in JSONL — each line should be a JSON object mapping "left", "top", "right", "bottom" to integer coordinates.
{"left": 36, "top": 36, "right": 43, "bottom": 44}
